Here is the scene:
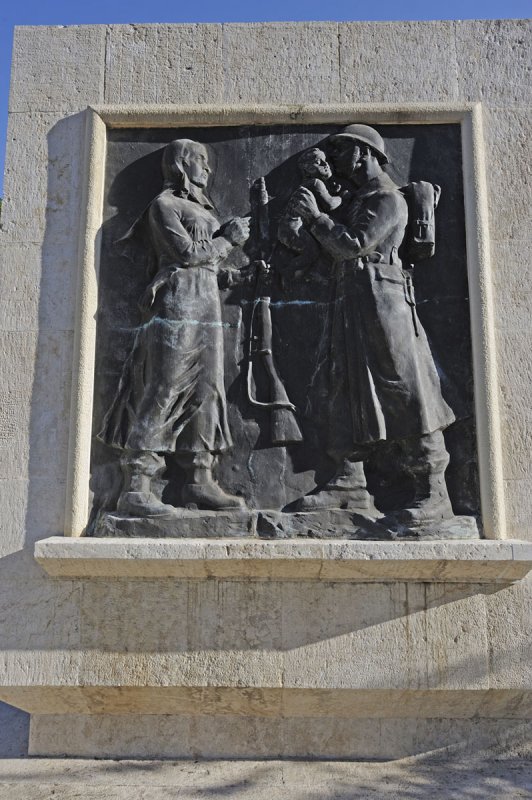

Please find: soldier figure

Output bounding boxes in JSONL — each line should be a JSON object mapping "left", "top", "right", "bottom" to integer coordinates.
{"left": 288, "top": 124, "right": 456, "bottom": 529}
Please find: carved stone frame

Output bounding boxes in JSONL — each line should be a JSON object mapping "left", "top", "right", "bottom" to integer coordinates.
{"left": 64, "top": 103, "right": 505, "bottom": 541}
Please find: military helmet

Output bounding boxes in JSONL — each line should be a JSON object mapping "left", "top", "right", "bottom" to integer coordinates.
{"left": 330, "top": 124, "right": 388, "bottom": 164}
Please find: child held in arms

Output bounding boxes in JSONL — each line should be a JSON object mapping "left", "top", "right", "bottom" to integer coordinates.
{"left": 277, "top": 147, "right": 341, "bottom": 280}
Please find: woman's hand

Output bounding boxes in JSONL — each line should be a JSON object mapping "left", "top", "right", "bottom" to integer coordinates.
{"left": 221, "top": 217, "right": 251, "bottom": 246}
{"left": 138, "top": 284, "right": 157, "bottom": 312}
{"left": 138, "top": 272, "right": 170, "bottom": 312}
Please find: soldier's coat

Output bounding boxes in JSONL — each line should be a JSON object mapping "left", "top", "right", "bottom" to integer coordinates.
{"left": 311, "top": 172, "right": 455, "bottom": 459}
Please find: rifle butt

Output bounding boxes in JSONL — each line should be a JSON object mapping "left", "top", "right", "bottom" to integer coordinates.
{"left": 271, "top": 407, "right": 303, "bottom": 445}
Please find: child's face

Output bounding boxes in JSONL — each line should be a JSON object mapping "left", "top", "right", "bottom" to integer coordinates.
{"left": 304, "top": 150, "right": 332, "bottom": 181}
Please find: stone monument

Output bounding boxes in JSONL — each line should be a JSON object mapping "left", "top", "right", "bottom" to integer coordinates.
{"left": 91, "top": 121, "right": 479, "bottom": 541}
{"left": 0, "top": 20, "right": 530, "bottom": 762}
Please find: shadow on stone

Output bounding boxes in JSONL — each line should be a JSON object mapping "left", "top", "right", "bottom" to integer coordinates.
{"left": 0, "top": 702, "right": 29, "bottom": 758}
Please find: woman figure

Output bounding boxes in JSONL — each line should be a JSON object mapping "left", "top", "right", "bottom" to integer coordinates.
{"left": 101, "top": 139, "right": 250, "bottom": 515}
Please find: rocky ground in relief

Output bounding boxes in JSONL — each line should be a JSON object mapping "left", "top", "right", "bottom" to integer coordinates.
{"left": 93, "top": 507, "right": 481, "bottom": 541}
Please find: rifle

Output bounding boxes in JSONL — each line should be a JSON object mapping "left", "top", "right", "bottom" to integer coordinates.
{"left": 247, "top": 177, "right": 303, "bottom": 446}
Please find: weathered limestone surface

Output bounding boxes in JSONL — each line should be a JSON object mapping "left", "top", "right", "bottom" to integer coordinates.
{"left": 35, "top": 536, "right": 532, "bottom": 581}
{"left": 222, "top": 23, "right": 341, "bottom": 103}
{"left": 27, "top": 715, "right": 532, "bottom": 761}
{"left": 8, "top": 26, "right": 106, "bottom": 114}
{"left": 453, "top": 19, "right": 532, "bottom": 105}
{"left": 0, "top": 20, "right": 531, "bottom": 759}
{"left": 104, "top": 24, "right": 224, "bottom": 105}
{"left": 339, "top": 21, "right": 459, "bottom": 103}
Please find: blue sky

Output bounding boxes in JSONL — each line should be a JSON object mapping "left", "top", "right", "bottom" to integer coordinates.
{"left": 1, "top": 0, "right": 531, "bottom": 194}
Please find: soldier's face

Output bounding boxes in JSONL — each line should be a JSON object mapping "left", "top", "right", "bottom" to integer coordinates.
{"left": 183, "top": 146, "right": 211, "bottom": 188}
{"left": 329, "top": 140, "right": 362, "bottom": 180}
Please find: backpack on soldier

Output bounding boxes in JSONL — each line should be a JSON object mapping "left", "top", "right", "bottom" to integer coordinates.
{"left": 400, "top": 181, "right": 441, "bottom": 265}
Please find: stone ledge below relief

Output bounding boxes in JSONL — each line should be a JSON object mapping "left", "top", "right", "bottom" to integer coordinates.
{"left": 34, "top": 537, "right": 532, "bottom": 582}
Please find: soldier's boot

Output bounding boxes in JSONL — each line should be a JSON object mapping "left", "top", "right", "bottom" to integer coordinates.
{"left": 385, "top": 431, "right": 454, "bottom": 528}
{"left": 117, "top": 451, "right": 177, "bottom": 518}
{"left": 180, "top": 453, "right": 245, "bottom": 511}
{"left": 295, "top": 458, "right": 374, "bottom": 511}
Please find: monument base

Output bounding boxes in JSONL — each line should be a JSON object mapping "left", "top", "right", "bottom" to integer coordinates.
{"left": 257, "top": 510, "right": 480, "bottom": 540}
{"left": 93, "top": 507, "right": 480, "bottom": 540}
{"left": 93, "top": 508, "right": 254, "bottom": 538}
{"left": 27, "top": 711, "right": 531, "bottom": 760}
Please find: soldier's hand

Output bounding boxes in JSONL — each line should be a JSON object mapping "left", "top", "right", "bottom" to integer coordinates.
{"left": 288, "top": 187, "right": 321, "bottom": 222}
{"left": 223, "top": 217, "right": 251, "bottom": 246}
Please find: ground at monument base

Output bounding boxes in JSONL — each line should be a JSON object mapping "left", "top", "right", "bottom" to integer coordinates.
{"left": 92, "top": 509, "right": 480, "bottom": 540}
{"left": 0, "top": 751, "right": 530, "bottom": 798}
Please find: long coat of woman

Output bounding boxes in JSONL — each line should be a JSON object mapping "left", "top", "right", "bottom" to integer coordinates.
{"left": 101, "top": 141, "right": 235, "bottom": 463}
